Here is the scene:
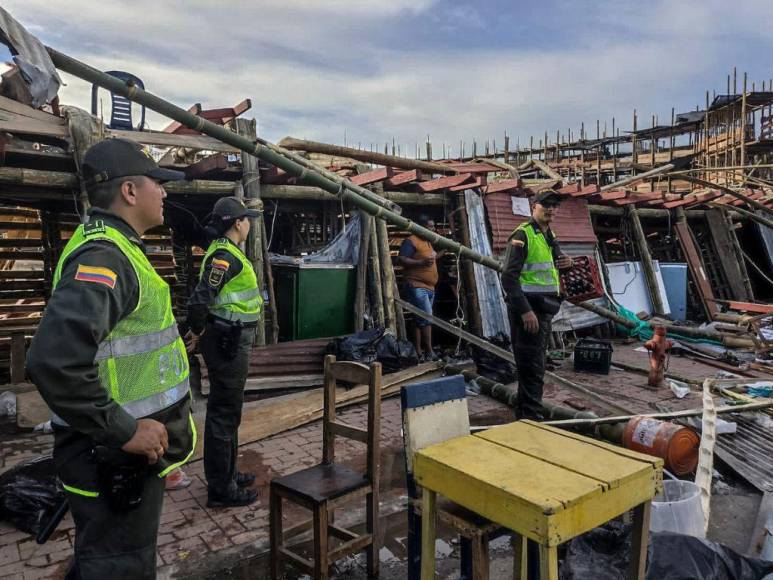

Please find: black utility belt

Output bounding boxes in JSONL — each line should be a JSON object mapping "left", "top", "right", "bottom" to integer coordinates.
{"left": 206, "top": 315, "right": 257, "bottom": 329}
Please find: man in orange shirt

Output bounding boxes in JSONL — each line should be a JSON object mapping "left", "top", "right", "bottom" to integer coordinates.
{"left": 398, "top": 215, "right": 440, "bottom": 361}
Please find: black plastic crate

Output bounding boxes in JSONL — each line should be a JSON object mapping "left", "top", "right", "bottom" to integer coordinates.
{"left": 573, "top": 338, "right": 613, "bottom": 374}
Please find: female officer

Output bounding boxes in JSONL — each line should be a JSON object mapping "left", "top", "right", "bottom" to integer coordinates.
{"left": 186, "top": 196, "right": 263, "bottom": 507}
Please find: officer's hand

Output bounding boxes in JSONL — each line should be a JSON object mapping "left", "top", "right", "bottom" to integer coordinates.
{"left": 184, "top": 330, "right": 201, "bottom": 354}
{"left": 121, "top": 419, "right": 169, "bottom": 465}
{"left": 557, "top": 255, "right": 574, "bottom": 270}
{"left": 521, "top": 311, "right": 539, "bottom": 334}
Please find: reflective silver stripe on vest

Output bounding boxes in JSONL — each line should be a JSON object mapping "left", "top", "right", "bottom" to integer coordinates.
{"left": 522, "top": 261, "right": 555, "bottom": 271}
{"left": 521, "top": 284, "right": 560, "bottom": 294}
{"left": 95, "top": 324, "right": 181, "bottom": 361}
{"left": 213, "top": 287, "right": 262, "bottom": 305}
{"left": 51, "top": 377, "right": 190, "bottom": 427}
{"left": 209, "top": 307, "right": 261, "bottom": 323}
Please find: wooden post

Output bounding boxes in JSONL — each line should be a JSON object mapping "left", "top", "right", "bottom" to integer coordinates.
{"left": 626, "top": 206, "right": 665, "bottom": 315}
{"left": 354, "top": 212, "right": 372, "bottom": 332}
{"left": 580, "top": 122, "right": 586, "bottom": 187}
{"left": 10, "top": 331, "right": 26, "bottom": 384}
{"left": 596, "top": 120, "right": 602, "bottom": 186}
{"left": 612, "top": 118, "right": 618, "bottom": 182}
{"left": 65, "top": 106, "right": 105, "bottom": 221}
{"left": 631, "top": 110, "right": 638, "bottom": 176}
{"left": 456, "top": 191, "right": 483, "bottom": 336}
{"left": 504, "top": 132, "right": 510, "bottom": 166}
{"left": 741, "top": 72, "right": 748, "bottom": 175}
{"left": 235, "top": 118, "right": 266, "bottom": 346}
{"left": 368, "top": 222, "right": 385, "bottom": 328}
{"left": 376, "top": 218, "right": 397, "bottom": 334}
{"left": 260, "top": 215, "right": 279, "bottom": 343}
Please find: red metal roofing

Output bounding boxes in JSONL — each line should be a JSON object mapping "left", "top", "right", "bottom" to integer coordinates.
{"left": 484, "top": 192, "right": 597, "bottom": 254}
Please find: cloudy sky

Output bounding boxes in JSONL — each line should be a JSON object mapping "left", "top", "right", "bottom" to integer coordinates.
{"left": 4, "top": 1, "right": 772, "bottom": 157}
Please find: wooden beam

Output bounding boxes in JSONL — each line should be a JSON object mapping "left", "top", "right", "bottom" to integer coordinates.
{"left": 416, "top": 173, "right": 473, "bottom": 192}
{"left": 278, "top": 137, "right": 458, "bottom": 174}
{"left": 627, "top": 206, "right": 665, "bottom": 315}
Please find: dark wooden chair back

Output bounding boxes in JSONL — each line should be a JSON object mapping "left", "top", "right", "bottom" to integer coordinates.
{"left": 322, "top": 354, "right": 381, "bottom": 482}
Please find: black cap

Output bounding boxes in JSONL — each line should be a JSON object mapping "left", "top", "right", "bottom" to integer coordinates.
{"left": 533, "top": 189, "right": 562, "bottom": 206}
{"left": 212, "top": 196, "right": 262, "bottom": 220}
{"left": 82, "top": 138, "right": 185, "bottom": 187}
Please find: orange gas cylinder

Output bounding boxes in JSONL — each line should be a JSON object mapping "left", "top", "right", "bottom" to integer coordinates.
{"left": 622, "top": 416, "right": 699, "bottom": 476}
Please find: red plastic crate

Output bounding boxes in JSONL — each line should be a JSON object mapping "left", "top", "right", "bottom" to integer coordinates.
{"left": 560, "top": 255, "right": 604, "bottom": 304}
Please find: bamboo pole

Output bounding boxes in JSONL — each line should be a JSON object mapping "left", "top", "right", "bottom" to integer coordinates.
{"left": 278, "top": 137, "right": 456, "bottom": 175}
{"left": 235, "top": 118, "right": 266, "bottom": 346}
{"left": 260, "top": 218, "right": 279, "bottom": 343}
{"left": 368, "top": 222, "right": 385, "bottom": 328}
{"left": 354, "top": 212, "right": 372, "bottom": 332}
{"left": 545, "top": 400, "right": 773, "bottom": 428}
{"left": 45, "top": 47, "right": 505, "bottom": 271}
{"left": 626, "top": 206, "right": 665, "bottom": 315}
{"left": 376, "top": 219, "right": 397, "bottom": 334}
{"left": 680, "top": 175, "right": 773, "bottom": 217}
{"left": 577, "top": 300, "right": 756, "bottom": 348}
{"left": 455, "top": 191, "right": 483, "bottom": 336}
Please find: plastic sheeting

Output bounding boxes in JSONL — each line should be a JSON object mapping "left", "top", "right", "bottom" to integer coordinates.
{"left": 0, "top": 7, "right": 61, "bottom": 107}
{"left": 464, "top": 190, "right": 510, "bottom": 338}
{"left": 270, "top": 212, "right": 361, "bottom": 265}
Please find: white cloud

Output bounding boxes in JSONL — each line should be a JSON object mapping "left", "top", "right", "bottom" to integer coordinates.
{"left": 3, "top": 0, "right": 772, "bottom": 156}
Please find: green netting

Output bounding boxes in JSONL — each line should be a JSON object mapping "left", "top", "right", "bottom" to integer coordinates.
{"left": 612, "top": 303, "right": 723, "bottom": 346}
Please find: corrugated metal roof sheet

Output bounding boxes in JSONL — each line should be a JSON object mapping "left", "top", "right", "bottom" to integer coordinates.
{"left": 484, "top": 193, "right": 597, "bottom": 254}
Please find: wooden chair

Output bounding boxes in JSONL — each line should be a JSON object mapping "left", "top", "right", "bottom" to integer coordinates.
{"left": 270, "top": 355, "right": 382, "bottom": 579}
{"left": 401, "top": 375, "right": 517, "bottom": 580}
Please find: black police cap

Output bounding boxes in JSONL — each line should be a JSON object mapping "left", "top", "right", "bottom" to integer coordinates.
{"left": 82, "top": 138, "right": 185, "bottom": 187}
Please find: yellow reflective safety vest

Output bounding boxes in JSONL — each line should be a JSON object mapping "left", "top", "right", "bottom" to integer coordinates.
{"left": 52, "top": 220, "right": 190, "bottom": 421}
{"left": 514, "top": 222, "right": 560, "bottom": 295}
{"left": 200, "top": 238, "right": 263, "bottom": 323}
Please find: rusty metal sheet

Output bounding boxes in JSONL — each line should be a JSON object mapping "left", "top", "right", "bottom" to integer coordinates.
{"left": 484, "top": 193, "right": 597, "bottom": 254}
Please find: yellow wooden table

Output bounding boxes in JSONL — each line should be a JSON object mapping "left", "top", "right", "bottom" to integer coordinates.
{"left": 413, "top": 420, "right": 663, "bottom": 580}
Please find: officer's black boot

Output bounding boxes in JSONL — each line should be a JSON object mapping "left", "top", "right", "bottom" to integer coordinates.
{"left": 235, "top": 471, "right": 256, "bottom": 487}
{"left": 207, "top": 486, "right": 258, "bottom": 508}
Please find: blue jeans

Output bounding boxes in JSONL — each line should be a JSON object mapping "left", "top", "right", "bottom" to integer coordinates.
{"left": 404, "top": 286, "right": 434, "bottom": 327}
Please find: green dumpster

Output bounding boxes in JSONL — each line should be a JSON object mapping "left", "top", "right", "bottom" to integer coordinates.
{"left": 273, "top": 263, "right": 356, "bottom": 341}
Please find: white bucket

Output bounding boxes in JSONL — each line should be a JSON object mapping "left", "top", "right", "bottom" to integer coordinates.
{"left": 649, "top": 480, "right": 705, "bottom": 538}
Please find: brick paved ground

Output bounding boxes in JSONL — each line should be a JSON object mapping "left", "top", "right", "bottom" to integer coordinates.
{"left": 0, "top": 392, "right": 511, "bottom": 579}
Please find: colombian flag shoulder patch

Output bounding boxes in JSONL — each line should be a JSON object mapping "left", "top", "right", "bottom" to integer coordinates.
{"left": 74, "top": 265, "right": 118, "bottom": 289}
{"left": 212, "top": 258, "right": 230, "bottom": 271}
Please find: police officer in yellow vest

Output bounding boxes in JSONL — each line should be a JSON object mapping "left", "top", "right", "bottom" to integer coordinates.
{"left": 502, "top": 190, "right": 573, "bottom": 421}
{"left": 26, "top": 139, "right": 194, "bottom": 579}
{"left": 185, "top": 197, "right": 263, "bottom": 508}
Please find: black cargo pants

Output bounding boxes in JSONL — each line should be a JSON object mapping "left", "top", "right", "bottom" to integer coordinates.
{"left": 64, "top": 468, "right": 165, "bottom": 579}
{"left": 508, "top": 307, "right": 554, "bottom": 421}
{"left": 201, "top": 324, "right": 254, "bottom": 495}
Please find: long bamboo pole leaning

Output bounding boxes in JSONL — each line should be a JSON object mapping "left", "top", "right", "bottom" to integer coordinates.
{"left": 45, "top": 47, "right": 503, "bottom": 272}
{"left": 278, "top": 137, "right": 459, "bottom": 175}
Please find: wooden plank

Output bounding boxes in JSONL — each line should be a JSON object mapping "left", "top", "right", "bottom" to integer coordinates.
{"left": 10, "top": 331, "right": 26, "bottom": 383}
{"left": 674, "top": 215, "right": 720, "bottom": 319}
{"left": 705, "top": 209, "right": 752, "bottom": 301}
{"left": 483, "top": 179, "right": 521, "bottom": 194}
{"left": 111, "top": 129, "right": 240, "bottom": 152}
{"left": 349, "top": 167, "right": 393, "bottom": 186}
{"left": 477, "top": 421, "right": 657, "bottom": 489}
{"left": 182, "top": 153, "right": 228, "bottom": 179}
{"left": 414, "top": 435, "right": 658, "bottom": 546}
{"left": 191, "top": 362, "right": 443, "bottom": 460}
{"left": 384, "top": 169, "right": 420, "bottom": 188}
{"left": 449, "top": 176, "right": 485, "bottom": 191}
{"left": 0, "top": 95, "right": 66, "bottom": 125}
{"left": 747, "top": 491, "right": 772, "bottom": 557}
{"left": 420, "top": 489, "right": 437, "bottom": 580}
{"left": 416, "top": 173, "right": 473, "bottom": 192}
{"left": 0, "top": 108, "right": 68, "bottom": 138}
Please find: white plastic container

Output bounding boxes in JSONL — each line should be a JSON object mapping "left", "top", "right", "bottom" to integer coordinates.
{"left": 649, "top": 480, "right": 705, "bottom": 538}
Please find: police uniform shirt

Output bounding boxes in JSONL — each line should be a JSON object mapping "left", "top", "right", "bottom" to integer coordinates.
{"left": 26, "top": 209, "right": 192, "bottom": 465}
{"left": 501, "top": 218, "right": 563, "bottom": 315}
{"left": 186, "top": 238, "right": 244, "bottom": 335}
